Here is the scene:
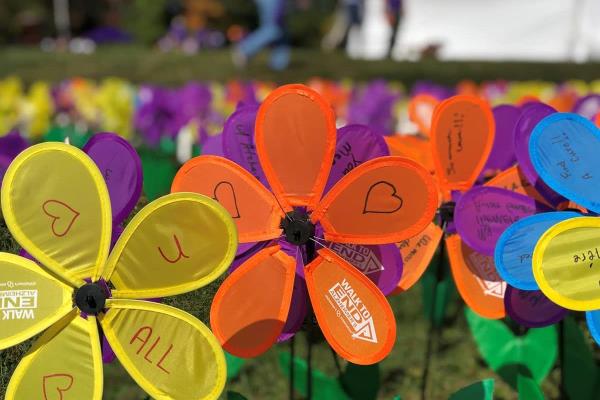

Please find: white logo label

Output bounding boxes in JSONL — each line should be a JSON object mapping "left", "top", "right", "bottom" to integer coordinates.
{"left": 0, "top": 281, "right": 38, "bottom": 320}
{"left": 326, "top": 279, "right": 378, "bottom": 343}
{"left": 328, "top": 243, "right": 384, "bottom": 275}
{"left": 466, "top": 252, "right": 506, "bottom": 298}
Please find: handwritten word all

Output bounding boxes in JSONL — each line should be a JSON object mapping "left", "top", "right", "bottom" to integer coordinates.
{"left": 129, "top": 326, "right": 174, "bottom": 374}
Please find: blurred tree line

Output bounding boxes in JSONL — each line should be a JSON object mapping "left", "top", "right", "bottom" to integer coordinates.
{"left": 0, "top": 0, "right": 337, "bottom": 46}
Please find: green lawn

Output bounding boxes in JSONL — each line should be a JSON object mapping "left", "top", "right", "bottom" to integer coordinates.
{"left": 0, "top": 45, "right": 599, "bottom": 399}
{"left": 2, "top": 45, "right": 600, "bottom": 86}
{"left": 0, "top": 214, "right": 566, "bottom": 399}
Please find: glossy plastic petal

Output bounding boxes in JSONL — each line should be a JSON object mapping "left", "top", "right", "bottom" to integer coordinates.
{"left": 171, "top": 155, "right": 283, "bottom": 243}
{"left": 83, "top": 132, "right": 143, "bottom": 225}
{"left": 573, "top": 94, "right": 600, "bottom": 119}
{"left": 446, "top": 235, "right": 506, "bottom": 319}
{"left": 482, "top": 105, "right": 520, "bottom": 174}
{"left": 484, "top": 165, "right": 551, "bottom": 207}
{"left": 504, "top": 286, "right": 567, "bottom": 328}
{"left": 395, "top": 222, "right": 443, "bottom": 293}
{"left": 221, "top": 104, "right": 269, "bottom": 187}
{"left": 327, "top": 242, "right": 403, "bottom": 295}
{"left": 533, "top": 216, "right": 600, "bottom": 311}
{"left": 455, "top": 186, "right": 550, "bottom": 256}
{"left": 408, "top": 93, "right": 439, "bottom": 137}
{"left": 430, "top": 95, "right": 495, "bottom": 192}
{"left": 1, "top": 142, "right": 112, "bottom": 285}
{"left": 495, "top": 212, "right": 579, "bottom": 290}
{"left": 324, "top": 124, "right": 389, "bottom": 193}
{"left": 255, "top": 84, "right": 336, "bottom": 210}
{"left": 305, "top": 248, "right": 396, "bottom": 365}
{"left": 210, "top": 246, "right": 296, "bottom": 358}
{"left": 277, "top": 272, "right": 308, "bottom": 343}
{"left": 313, "top": 157, "right": 438, "bottom": 244}
{"left": 5, "top": 311, "right": 103, "bottom": 400}
{"left": 530, "top": 113, "right": 600, "bottom": 213}
{"left": 101, "top": 299, "right": 226, "bottom": 400}
{"left": 0, "top": 253, "right": 73, "bottom": 350}
{"left": 585, "top": 310, "right": 600, "bottom": 345}
{"left": 513, "top": 102, "right": 562, "bottom": 205}
{"left": 384, "top": 135, "right": 435, "bottom": 173}
{"left": 105, "top": 193, "right": 237, "bottom": 298}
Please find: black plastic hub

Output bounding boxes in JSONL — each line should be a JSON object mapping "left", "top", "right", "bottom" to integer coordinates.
{"left": 280, "top": 210, "right": 315, "bottom": 246}
{"left": 439, "top": 201, "right": 456, "bottom": 224}
{"left": 75, "top": 283, "right": 107, "bottom": 315}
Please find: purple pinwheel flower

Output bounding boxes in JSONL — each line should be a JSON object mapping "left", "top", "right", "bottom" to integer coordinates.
{"left": 0, "top": 131, "right": 29, "bottom": 184}
{"left": 135, "top": 86, "right": 181, "bottom": 146}
{"left": 347, "top": 80, "right": 401, "bottom": 136}
{"left": 410, "top": 81, "right": 455, "bottom": 100}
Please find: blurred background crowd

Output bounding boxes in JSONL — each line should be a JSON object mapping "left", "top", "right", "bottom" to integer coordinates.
{"left": 4, "top": 0, "right": 600, "bottom": 71}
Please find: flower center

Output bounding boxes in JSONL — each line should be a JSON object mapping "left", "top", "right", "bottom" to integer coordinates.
{"left": 439, "top": 201, "right": 456, "bottom": 224}
{"left": 75, "top": 282, "right": 108, "bottom": 315}
{"left": 280, "top": 210, "right": 315, "bottom": 246}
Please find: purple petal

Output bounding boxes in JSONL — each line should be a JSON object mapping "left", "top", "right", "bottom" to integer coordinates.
{"left": 572, "top": 94, "right": 600, "bottom": 120}
{"left": 102, "top": 337, "right": 117, "bottom": 363}
{"left": 228, "top": 241, "right": 272, "bottom": 273}
{"left": 222, "top": 104, "right": 269, "bottom": 188}
{"left": 513, "top": 102, "right": 563, "bottom": 206}
{"left": 0, "top": 131, "right": 29, "bottom": 159}
{"left": 202, "top": 134, "right": 224, "bottom": 156}
{"left": 324, "top": 124, "right": 389, "bottom": 193}
{"left": 455, "top": 186, "right": 550, "bottom": 256}
{"left": 0, "top": 154, "right": 12, "bottom": 185}
{"left": 481, "top": 105, "right": 520, "bottom": 174}
{"left": 83, "top": 133, "right": 143, "bottom": 225}
{"left": 505, "top": 285, "right": 567, "bottom": 328}
{"left": 277, "top": 264, "right": 308, "bottom": 342}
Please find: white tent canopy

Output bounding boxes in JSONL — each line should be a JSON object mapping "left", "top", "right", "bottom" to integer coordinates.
{"left": 352, "top": 0, "right": 600, "bottom": 62}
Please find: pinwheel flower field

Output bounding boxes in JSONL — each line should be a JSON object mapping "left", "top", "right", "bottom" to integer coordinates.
{"left": 2, "top": 61, "right": 600, "bottom": 400}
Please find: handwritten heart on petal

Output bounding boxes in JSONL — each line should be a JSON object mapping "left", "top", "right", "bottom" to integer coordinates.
{"left": 455, "top": 187, "right": 550, "bottom": 256}
{"left": 43, "top": 374, "right": 74, "bottom": 400}
{"left": 362, "top": 181, "right": 404, "bottom": 214}
{"left": 213, "top": 181, "right": 241, "bottom": 219}
{"left": 529, "top": 113, "right": 600, "bottom": 213}
{"left": 42, "top": 200, "right": 81, "bottom": 237}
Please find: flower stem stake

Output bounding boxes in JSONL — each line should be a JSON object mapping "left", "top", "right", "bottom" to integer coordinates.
{"left": 0, "top": 142, "right": 238, "bottom": 400}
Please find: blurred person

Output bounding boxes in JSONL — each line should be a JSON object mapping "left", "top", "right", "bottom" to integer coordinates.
{"left": 386, "top": 0, "right": 402, "bottom": 57}
{"left": 232, "top": 0, "right": 290, "bottom": 71}
{"left": 321, "top": 0, "right": 364, "bottom": 51}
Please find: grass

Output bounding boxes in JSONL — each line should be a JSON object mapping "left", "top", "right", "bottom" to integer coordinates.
{"left": 0, "top": 45, "right": 599, "bottom": 398}
{"left": 1, "top": 45, "right": 600, "bottom": 86}
{"left": 0, "top": 210, "right": 568, "bottom": 399}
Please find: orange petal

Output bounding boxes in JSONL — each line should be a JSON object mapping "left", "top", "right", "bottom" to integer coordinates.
{"left": 446, "top": 235, "right": 506, "bottom": 319}
{"left": 256, "top": 84, "right": 336, "bottom": 210}
{"left": 395, "top": 222, "right": 443, "bottom": 293}
{"left": 210, "top": 245, "right": 296, "bottom": 358}
{"left": 484, "top": 165, "right": 552, "bottom": 207}
{"left": 172, "top": 155, "right": 283, "bottom": 243}
{"left": 305, "top": 248, "right": 396, "bottom": 365}
{"left": 384, "top": 135, "right": 435, "bottom": 173}
{"left": 408, "top": 94, "right": 439, "bottom": 138}
{"left": 431, "top": 95, "right": 495, "bottom": 192}
{"left": 312, "top": 156, "right": 438, "bottom": 244}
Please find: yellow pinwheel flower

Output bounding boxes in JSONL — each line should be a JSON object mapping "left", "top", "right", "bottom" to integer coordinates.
{"left": 0, "top": 142, "right": 237, "bottom": 400}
